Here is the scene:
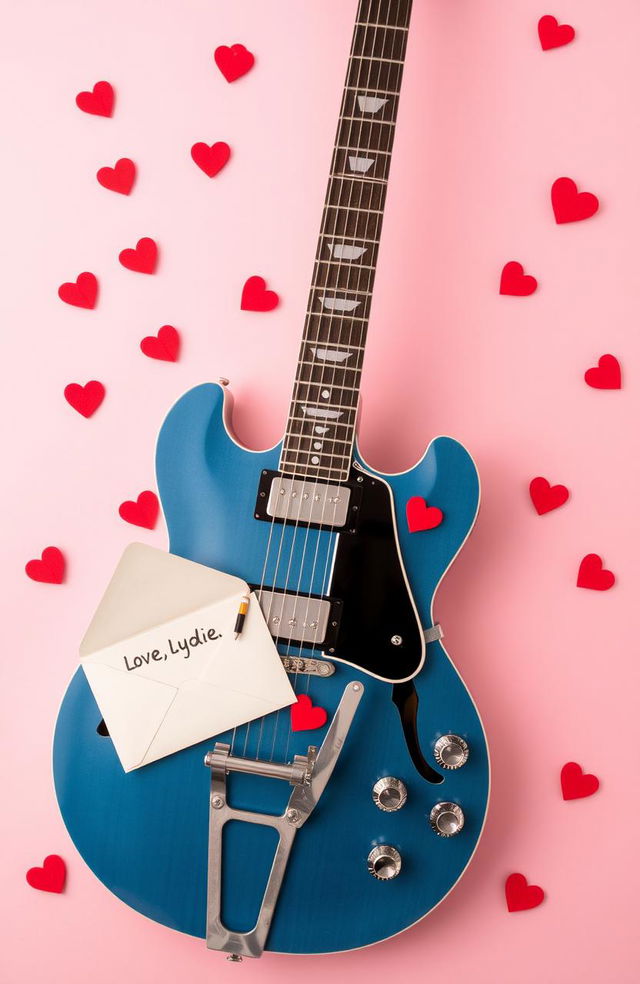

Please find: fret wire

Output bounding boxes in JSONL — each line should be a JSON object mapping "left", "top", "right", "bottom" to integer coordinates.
{"left": 282, "top": 0, "right": 413, "bottom": 478}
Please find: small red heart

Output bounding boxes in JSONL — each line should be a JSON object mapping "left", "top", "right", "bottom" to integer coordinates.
{"left": 64, "top": 380, "right": 105, "bottom": 418}
{"left": 26, "top": 855, "right": 67, "bottom": 893}
{"left": 119, "top": 491, "right": 159, "bottom": 530}
{"left": 290, "top": 694, "right": 328, "bottom": 732}
{"left": 140, "top": 325, "right": 180, "bottom": 362}
{"left": 214, "top": 44, "right": 255, "bottom": 83}
{"left": 97, "top": 157, "right": 136, "bottom": 195}
{"left": 500, "top": 261, "right": 538, "bottom": 296}
{"left": 25, "top": 547, "right": 65, "bottom": 584}
{"left": 551, "top": 177, "right": 599, "bottom": 224}
{"left": 241, "top": 276, "right": 279, "bottom": 312}
{"left": 584, "top": 354, "right": 621, "bottom": 390}
{"left": 529, "top": 477, "right": 569, "bottom": 515}
{"left": 577, "top": 554, "right": 615, "bottom": 591}
{"left": 75, "top": 81, "right": 114, "bottom": 117}
{"left": 561, "top": 762, "right": 600, "bottom": 800}
{"left": 191, "top": 142, "right": 231, "bottom": 177}
{"left": 538, "top": 15, "right": 575, "bottom": 51}
{"left": 119, "top": 237, "right": 158, "bottom": 274}
{"left": 58, "top": 272, "right": 98, "bottom": 309}
{"left": 406, "top": 497, "right": 443, "bottom": 533}
{"left": 505, "top": 873, "right": 544, "bottom": 912}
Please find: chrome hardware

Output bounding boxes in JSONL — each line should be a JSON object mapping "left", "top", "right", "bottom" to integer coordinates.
{"left": 205, "top": 681, "right": 364, "bottom": 959}
{"left": 433, "top": 734, "right": 469, "bottom": 770}
{"left": 257, "top": 589, "right": 332, "bottom": 645}
{"left": 430, "top": 802, "right": 465, "bottom": 837}
{"left": 390, "top": 635, "right": 403, "bottom": 646}
{"left": 266, "top": 475, "right": 351, "bottom": 527}
{"left": 367, "top": 845, "right": 402, "bottom": 880}
{"left": 372, "top": 777, "right": 407, "bottom": 812}
{"left": 280, "top": 655, "right": 335, "bottom": 676}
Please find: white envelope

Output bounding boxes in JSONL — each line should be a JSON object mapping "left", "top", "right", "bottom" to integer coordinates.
{"left": 80, "top": 543, "right": 296, "bottom": 772}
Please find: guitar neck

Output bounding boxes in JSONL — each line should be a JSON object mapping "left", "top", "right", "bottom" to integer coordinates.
{"left": 280, "top": 0, "right": 413, "bottom": 483}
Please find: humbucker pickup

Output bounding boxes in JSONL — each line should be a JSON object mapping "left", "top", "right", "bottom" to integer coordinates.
{"left": 252, "top": 586, "right": 343, "bottom": 651}
{"left": 254, "top": 470, "right": 362, "bottom": 531}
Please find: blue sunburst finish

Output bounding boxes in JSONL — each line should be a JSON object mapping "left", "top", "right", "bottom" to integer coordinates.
{"left": 53, "top": 381, "right": 489, "bottom": 954}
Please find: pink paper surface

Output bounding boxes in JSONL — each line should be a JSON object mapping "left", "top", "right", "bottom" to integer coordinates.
{"left": 2, "top": 1, "right": 639, "bottom": 981}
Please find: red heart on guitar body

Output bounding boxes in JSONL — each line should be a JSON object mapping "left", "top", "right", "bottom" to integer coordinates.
{"left": 551, "top": 177, "right": 599, "bottom": 223}
{"left": 140, "top": 325, "right": 180, "bottom": 362}
{"left": 561, "top": 762, "right": 600, "bottom": 800}
{"left": 25, "top": 547, "right": 65, "bottom": 584}
{"left": 505, "top": 873, "right": 544, "bottom": 912}
{"left": 241, "top": 276, "right": 279, "bottom": 311}
{"left": 577, "top": 554, "right": 615, "bottom": 590}
{"left": 75, "top": 81, "right": 114, "bottom": 117}
{"left": 529, "top": 477, "right": 569, "bottom": 515}
{"left": 97, "top": 158, "right": 136, "bottom": 194}
{"left": 290, "top": 694, "right": 327, "bottom": 732}
{"left": 214, "top": 44, "right": 255, "bottom": 82}
{"left": 119, "top": 237, "right": 158, "bottom": 274}
{"left": 538, "top": 15, "right": 575, "bottom": 50}
{"left": 58, "top": 272, "right": 98, "bottom": 309}
{"left": 64, "top": 380, "right": 105, "bottom": 417}
{"left": 118, "top": 491, "right": 159, "bottom": 529}
{"left": 191, "top": 142, "right": 231, "bottom": 177}
{"left": 406, "top": 497, "right": 443, "bottom": 533}
{"left": 500, "top": 261, "right": 538, "bottom": 296}
{"left": 26, "top": 855, "right": 67, "bottom": 893}
{"left": 584, "top": 354, "right": 621, "bottom": 389}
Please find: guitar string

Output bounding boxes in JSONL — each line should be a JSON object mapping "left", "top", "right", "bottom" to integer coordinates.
{"left": 280, "top": 0, "right": 401, "bottom": 767}
{"left": 255, "top": 2, "right": 366, "bottom": 763}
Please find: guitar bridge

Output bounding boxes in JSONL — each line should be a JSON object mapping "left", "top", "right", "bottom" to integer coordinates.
{"left": 204, "top": 681, "right": 364, "bottom": 959}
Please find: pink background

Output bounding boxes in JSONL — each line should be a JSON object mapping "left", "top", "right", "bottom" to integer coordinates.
{"left": 2, "top": 0, "right": 639, "bottom": 980}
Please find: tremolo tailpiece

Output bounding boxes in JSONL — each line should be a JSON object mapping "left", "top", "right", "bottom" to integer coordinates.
{"left": 204, "top": 681, "right": 364, "bottom": 960}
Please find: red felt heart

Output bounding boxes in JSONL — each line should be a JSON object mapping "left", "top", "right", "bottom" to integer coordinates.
{"left": 118, "top": 491, "right": 159, "bottom": 530}
{"left": 241, "top": 276, "right": 279, "bottom": 312}
{"left": 538, "top": 15, "right": 575, "bottom": 50}
{"left": 75, "top": 81, "right": 114, "bottom": 117}
{"left": 97, "top": 158, "right": 136, "bottom": 195}
{"left": 505, "top": 873, "right": 544, "bottom": 912}
{"left": 406, "top": 497, "right": 443, "bottom": 533}
{"left": 584, "top": 354, "right": 621, "bottom": 389}
{"left": 64, "top": 380, "right": 105, "bottom": 418}
{"left": 191, "top": 142, "right": 231, "bottom": 177}
{"left": 140, "top": 325, "right": 180, "bottom": 362}
{"left": 214, "top": 44, "right": 255, "bottom": 83}
{"left": 577, "top": 554, "right": 615, "bottom": 591}
{"left": 25, "top": 547, "right": 65, "bottom": 584}
{"left": 118, "top": 237, "right": 158, "bottom": 274}
{"left": 26, "top": 855, "right": 67, "bottom": 893}
{"left": 499, "top": 261, "right": 538, "bottom": 296}
{"left": 290, "top": 694, "right": 328, "bottom": 733}
{"left": 561, "top": 762, "right": 600, "bottom": 800}
{"left": 58, "top": 272, "right": 98, "bottom": 309}
{"left": 551, "top": 177, "right": 599, "bottom": 224}
{"left": 529, "top": 477, "right": 569, "bottom": 515}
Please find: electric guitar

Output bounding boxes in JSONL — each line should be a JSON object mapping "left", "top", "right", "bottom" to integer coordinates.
{"left": 54, "top": 0, "right": 489, "bottom": 959}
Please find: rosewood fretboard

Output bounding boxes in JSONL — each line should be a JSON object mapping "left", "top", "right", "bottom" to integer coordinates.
{"left": 280, "top": 0, "right": 413, "bottom": 483}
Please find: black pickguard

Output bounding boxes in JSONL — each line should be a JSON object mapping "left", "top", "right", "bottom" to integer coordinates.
{"left": 329, "top": 467, "right": 424, "bottom": 681}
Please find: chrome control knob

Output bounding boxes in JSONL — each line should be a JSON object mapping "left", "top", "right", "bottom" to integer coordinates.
{"left": 433, "top": 734, "right": 469, "bottom": 770}
{"left": 367, "top": 845, "right": 402, "bottom": 880}
{"left": 430, "top": 802, "right": 465, "bottom": 837}
{"left": 372, "top": 777, "right": 408, "bottom": 812}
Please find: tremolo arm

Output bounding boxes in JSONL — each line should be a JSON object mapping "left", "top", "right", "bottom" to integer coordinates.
{"left": 204, "top": 681, "right": 364, "bottom": 960}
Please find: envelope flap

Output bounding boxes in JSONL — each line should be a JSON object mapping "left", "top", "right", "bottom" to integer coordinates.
{"left": 82, "top": 662, "right": 178, "bottom": 772}
{"left": 80, "top": 543, "right": 248, "bottom": 656}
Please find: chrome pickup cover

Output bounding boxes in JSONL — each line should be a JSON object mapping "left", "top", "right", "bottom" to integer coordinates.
{"left": 266, "top": 475, "right": 351, "bottom": 528}
{"left": 257, "top": 589, "right": 332, "bottom": 646}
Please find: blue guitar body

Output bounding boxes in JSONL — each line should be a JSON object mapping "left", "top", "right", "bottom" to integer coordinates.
{"left": 53, "top": 381, "right": 489, "bottom": 954}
